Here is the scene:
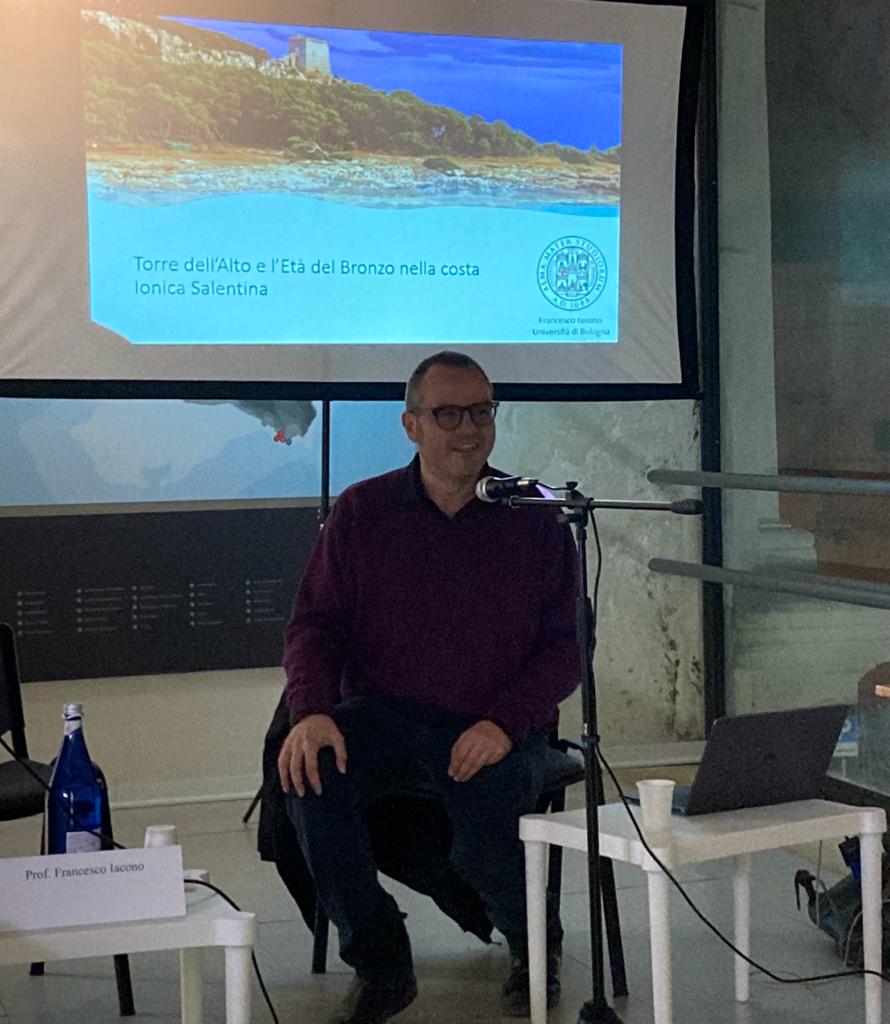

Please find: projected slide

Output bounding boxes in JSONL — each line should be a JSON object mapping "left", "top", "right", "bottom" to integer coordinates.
{"left": 0, "top": 0, "right": 695, "bottom": 390}
{"left": 83, "top": 13, "right": 621, "bottom": 346}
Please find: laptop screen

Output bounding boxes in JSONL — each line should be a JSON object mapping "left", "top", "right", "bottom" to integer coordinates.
{"left": 681, "top": 704, "right": 848, "bottom": 816}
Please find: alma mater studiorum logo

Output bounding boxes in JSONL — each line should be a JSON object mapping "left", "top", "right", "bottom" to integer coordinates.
{"left": 537, "top": 236, "right": 607, "bottom": 310}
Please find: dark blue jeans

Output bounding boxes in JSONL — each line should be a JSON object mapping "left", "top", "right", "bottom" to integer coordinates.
{"left": 285, "top": 697, "right": 562, "bottom": 977}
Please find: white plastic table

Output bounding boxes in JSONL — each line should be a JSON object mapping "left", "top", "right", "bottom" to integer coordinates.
{"left": 521, "top": 799, "right": 885, "bottom": 1024}
{"left": 0, "top": 878, "right": 257, "bottom": 1023}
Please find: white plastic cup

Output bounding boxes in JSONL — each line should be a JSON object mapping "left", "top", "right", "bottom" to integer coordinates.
{"left": 636, "top": 779, "right": 675, "bottom": 833}
{"left": 144, "top": 823, "right": 178, "bottom": 848}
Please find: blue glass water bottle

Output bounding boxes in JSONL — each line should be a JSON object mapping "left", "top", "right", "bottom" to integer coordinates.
{"left": 46, "top": 703, "right": 104, "bottom": 854}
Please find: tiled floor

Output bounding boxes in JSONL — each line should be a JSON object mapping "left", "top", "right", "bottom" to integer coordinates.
{"left": 0, "top": 796, "right": 881, "bottom": 1023}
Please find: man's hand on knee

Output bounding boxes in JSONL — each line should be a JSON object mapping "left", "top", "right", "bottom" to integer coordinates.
{"left": 277, "top": 714, "right": 348, "bottom": 797}
{"left": 448, "top": 720, "right": 513, "bottom": 782}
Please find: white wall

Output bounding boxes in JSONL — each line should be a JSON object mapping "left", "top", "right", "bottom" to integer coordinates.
{"left": 21, "top": 667, "right": 285, "bottom": 806}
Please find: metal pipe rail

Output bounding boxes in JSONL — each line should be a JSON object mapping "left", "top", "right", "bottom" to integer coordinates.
{"left": 649, "top": 559, "right": 890, "bottom": 611}
{"left": 647, "top": 469, "right": 890, "bottom": 497}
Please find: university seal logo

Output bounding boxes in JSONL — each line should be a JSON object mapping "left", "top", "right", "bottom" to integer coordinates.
{"left": 537, "top": 236, "right": 607, "bottom": 310}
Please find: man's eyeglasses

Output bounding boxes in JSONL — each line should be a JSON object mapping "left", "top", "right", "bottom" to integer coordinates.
{"left": 410, "top": 401, "right": 499, "bottom": 430}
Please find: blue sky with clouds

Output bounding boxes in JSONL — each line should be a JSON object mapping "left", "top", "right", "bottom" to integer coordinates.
{"left": 166, "top": 18, "right": 622, "bottom": 151}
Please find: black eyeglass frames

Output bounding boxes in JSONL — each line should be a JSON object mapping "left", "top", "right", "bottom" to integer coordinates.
{"left": 409, "top": 401, "right": 499, "bottom": 430}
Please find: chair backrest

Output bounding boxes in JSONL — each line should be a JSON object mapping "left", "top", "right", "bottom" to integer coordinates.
{"left": 0, "top": 622, "right": 29, "bottom": 756}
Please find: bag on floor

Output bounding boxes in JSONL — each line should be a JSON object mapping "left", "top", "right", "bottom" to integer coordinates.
{"left": 794, "top": 836, "right": 890, "bottom": 972}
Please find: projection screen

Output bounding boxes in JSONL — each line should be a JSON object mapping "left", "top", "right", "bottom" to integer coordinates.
{"left": 0, "top": 0, "right": 701, "bottom": 396}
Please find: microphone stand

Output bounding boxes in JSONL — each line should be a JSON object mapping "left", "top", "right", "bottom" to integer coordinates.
{"left": 504, "top": 483, "right": 701, "bottom": 1024}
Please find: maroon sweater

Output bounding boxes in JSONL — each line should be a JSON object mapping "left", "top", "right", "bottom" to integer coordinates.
{"left": 282, "top": 458, "right": 580, "bottom": 740}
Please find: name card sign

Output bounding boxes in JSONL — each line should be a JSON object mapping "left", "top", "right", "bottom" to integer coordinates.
{"left": 0, "top": 846, "right": 186, "bottom": 933}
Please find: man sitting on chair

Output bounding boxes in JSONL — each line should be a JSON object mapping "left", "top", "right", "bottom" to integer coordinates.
{"left": 278, "top": 351, "right": 579, "bottom": 1024}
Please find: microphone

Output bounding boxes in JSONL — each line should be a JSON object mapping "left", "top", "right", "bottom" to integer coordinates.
{"left": 669, "top": 499, "right": 704, "bottom": 515}
{"left": 475, "top": 475, "right": 539, "bottom": 503}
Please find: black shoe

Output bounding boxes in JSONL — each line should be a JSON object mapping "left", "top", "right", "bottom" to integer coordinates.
{"left": 500, "top": 950, "right": 561, "bottom": 1017}
{"left": 328, "top": 972, "right": 418, "bottom": 1024}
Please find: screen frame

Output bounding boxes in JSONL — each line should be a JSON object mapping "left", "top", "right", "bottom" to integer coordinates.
{"left": 0, "top": 0, "right": 706, "bottom": 403}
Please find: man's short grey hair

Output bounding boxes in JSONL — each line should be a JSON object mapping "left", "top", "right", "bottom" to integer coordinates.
{"left": 405, "top": 351, "right": 492, "bottom": 410}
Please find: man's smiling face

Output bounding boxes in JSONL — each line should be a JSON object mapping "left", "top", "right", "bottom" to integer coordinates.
{"left": 401, "top": 364, "right": 495, "bottom": 489}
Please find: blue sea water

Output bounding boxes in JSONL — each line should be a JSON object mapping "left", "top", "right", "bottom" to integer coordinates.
{"left": 88, "top": 191, "right": 620, "bottom": 345}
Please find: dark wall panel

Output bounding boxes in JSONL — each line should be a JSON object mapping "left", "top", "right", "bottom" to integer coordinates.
{"left": 0, "top": 508, "right": 319, "bottom": 681}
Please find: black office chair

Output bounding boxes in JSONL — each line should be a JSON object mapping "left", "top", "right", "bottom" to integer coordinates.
{"left": 0, "top": 622, "right": 136, "bottom": 1016}
{"left": 254, "top": 692, "right": 628, "bottom": 995}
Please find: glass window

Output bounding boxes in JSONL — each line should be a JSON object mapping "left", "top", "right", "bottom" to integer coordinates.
{"left": 719, "top": 1, "right": 890, "bottom": 795}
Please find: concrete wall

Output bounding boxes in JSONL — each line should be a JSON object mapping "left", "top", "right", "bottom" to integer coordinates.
{"left": 21, "top": 667, "right": 286, "bottom": 806}
{"left": 494, "top": 401, "right": 703, "bottom": 747}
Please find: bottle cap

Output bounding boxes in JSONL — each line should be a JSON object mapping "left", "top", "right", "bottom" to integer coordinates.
{"left": 144, "top": 824, "right": 178, "bottom": 848}
{"left": 63, "top": 703, "right": 84, "bottom": 719}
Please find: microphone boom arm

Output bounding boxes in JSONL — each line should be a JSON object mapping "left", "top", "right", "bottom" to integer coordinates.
{"left": 504, "top": 494, "right": 703, "bottom": 515}
{"left": 499, "top": 480, "right": 701, "bottom": 1024}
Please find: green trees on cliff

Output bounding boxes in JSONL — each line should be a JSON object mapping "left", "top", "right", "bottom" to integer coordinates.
{"left": 83, "top": 33, "right": 618, "bottom": 167}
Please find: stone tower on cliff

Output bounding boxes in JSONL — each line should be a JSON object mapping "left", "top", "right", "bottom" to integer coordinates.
{"left": 287, "top": 35, "right": 332, "bottom": 78}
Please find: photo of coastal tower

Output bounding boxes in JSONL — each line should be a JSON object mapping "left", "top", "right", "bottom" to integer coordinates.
{"left": 82, "top": 11, "right": 621, "bottom": 208}
{"left": 81, "top": 11, "right": 623, "bottom": 348}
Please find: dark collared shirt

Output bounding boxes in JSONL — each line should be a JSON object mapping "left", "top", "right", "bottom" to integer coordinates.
{"left": 282, "top": 457, "right": 580, "bottom": 740}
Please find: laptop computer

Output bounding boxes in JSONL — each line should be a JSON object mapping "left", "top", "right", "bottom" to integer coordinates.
{"left": 629, "top": 704, "right": 849, "bottom": 816}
